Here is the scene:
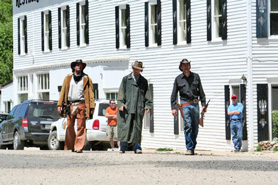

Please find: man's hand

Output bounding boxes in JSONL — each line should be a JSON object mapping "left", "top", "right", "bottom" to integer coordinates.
{"left": 145, "top": 108, "right": 150, "bottom": 114}
{"left": 119, "top": 105, "right": 126, "bottom": 111}
{"left": 202, "top": 106, "right": 207, "bottom": 113}
{"left": 112, "top": 115, "right": 117, "bottom": 120}
{"left": 58, "top": 106, "right": 62, "bottom": 112}
{"left": 172, "top": 109, "right": 177, "bottom": 117}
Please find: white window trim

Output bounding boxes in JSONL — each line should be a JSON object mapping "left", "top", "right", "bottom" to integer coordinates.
{"left": 268, "top": 0, "right": 278, "bottom": 39}
{"left": 20, "top": 16, "right": 26, "bottom": 56}
{"left": 43, "top": 10, "right": 50, "bottom": 52}
{"left": 148, "top": 1, "right": 158, "bottom": 47}
{"left": 37, "top": 73, "right": 50, "bottom": 92}
{"left": 17, "top": 76, "right": 28, "bottom": 93}
{"left": 61, "top": 6, "right": 68, "bottom": 50}
{"left": 79, "top": 1, "right": 87, "bottom": 47}
{"left": 177, "top": 0, "right": 187, "bottom": 45}
{"left": 211, "top": 0, "right": 222, "bottom": 41}
{"left": 119, "top": 5, "right": 127, "bottom": 49}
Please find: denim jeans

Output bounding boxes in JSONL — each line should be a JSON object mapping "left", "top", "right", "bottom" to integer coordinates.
{"left": 181, "top": 101, "right": 199, "bottom": 151}
{"left": 230, "top": 120, "right": 243, "bottom": 150}
{"left": 120, "top": 142, "right": 141, "bottom": 153}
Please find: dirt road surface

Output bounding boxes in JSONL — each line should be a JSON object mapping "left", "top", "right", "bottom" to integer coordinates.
{"left": 0, "top": 148, "right": 277, "bottom": 185}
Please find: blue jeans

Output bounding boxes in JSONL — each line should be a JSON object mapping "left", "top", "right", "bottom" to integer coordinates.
{"left": 182, "top": 101, "right": 199, "bottom": 151}
{"left": 230, "top": 120, "right": 243, "bottom": 150}
{"left": 120, "top": 142, "right": 141, "bottom": 153}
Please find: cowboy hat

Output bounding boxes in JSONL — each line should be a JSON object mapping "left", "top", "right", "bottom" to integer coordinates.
{"left": 179, "top": 58, "right": 191, "bottom": 71}
{"left": 132, "top": 61, "right": 144, "bottom": 71}
{"left": 71, "top": 59, "right": 87, "bottom": 71}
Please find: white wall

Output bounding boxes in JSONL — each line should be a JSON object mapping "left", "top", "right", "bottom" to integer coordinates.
{"left": 0, "top": 83, "right": 14, "bottom": 112}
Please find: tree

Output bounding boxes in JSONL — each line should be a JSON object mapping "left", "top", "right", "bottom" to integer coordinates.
{"left": 0, "top": 0, "right": 13, "bottom": 85}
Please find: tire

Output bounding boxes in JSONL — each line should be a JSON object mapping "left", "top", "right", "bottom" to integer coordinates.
{"left": 48, "top": 131, "right": 62, "bottom": 150}
{"left": 13, "top": 131, "right": 24, "bottom": 150}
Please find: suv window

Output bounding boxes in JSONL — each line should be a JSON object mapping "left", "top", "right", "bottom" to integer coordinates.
{"left": 18, "top": 103, "right": 29, "bottom": 118}
{"left": 9, "top": 106, "right": 18, "bottom": 117}
{"left": 98, "top": 103, "right": 110, "bottom": 116}
{"left": 26, "top": 102, "right": 60, "bottom": 120}
{"left": 13, "top": 105, "right": 22, "bottom": 118}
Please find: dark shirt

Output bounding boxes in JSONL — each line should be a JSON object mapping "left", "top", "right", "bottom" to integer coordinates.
{"left": 171, "top": 72, "right": 206, "bottom": 110}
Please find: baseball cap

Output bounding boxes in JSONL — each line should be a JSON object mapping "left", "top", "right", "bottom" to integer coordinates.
{"left": 231, "top": 94, "right": 237, "bottom": 99}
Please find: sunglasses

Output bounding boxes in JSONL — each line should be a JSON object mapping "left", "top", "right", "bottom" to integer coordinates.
{"left": 232, "top": 98, "right": 237, "bottom": 100}
{"left": 110, "top": 103, "right": 116, "bottom": 104}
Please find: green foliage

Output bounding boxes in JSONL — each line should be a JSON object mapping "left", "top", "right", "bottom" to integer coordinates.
{"left": 255, "top": 145, "right": 262, "bottom": 152}
{"left": 272, "top": 111, "right": 278, "bottom": 135}
{"left": 273, "top": 148, "right": 278, "bottom": 152}
{"left": 0, "top": 0, "right": 13, "bottom": 85}
{"left": 156, "top": 148, "right": 173, "bottom": 152}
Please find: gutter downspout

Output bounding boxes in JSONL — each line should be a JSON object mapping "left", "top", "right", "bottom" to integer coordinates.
{"left": 247, "top": 0, "right": 254, "bottom": 151}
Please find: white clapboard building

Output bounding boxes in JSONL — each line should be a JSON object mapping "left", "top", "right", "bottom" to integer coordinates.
{"left": 11, "top": 0, "right": 278, "bottom": 151}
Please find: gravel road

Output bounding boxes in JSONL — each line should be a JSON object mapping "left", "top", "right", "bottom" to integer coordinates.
{"left": 0, "top": 148, "right": 277, "bottom": 185}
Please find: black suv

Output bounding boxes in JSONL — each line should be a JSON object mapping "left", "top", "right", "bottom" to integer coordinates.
{"left": 0, "top": 100, "right": 60, "bottom": 150}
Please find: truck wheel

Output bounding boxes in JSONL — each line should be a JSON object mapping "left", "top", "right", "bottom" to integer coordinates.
{"left": 48, "top": 131, "right": 62, "bottom": 150}
{"left": 13, "top": 131, "right": 24, "bottom": 150}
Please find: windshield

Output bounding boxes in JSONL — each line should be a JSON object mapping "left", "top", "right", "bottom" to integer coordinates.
{"left": 98, "top": 103, "right": 110, "bottom": 116}
{"left": 26, "top": 102, "right": 60, "bottom": 120}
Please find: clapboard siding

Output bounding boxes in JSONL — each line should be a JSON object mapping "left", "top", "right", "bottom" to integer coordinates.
{"left": 13, "top": 0, "right": 276, "bottom": 151}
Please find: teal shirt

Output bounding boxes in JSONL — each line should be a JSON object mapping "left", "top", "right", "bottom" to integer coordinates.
{"left": 228, "top": 103, "right": 243, "bottom": 119}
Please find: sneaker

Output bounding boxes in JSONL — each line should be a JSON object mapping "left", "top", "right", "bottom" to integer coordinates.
{"left": 185, "top": 150, "right": 194, "bottom": 155}
{"left": 234, "top": 149, "right": 240, "bottom": 153}
{"left": 135, "top": 149, "right": 142, "bottom": 154}
{"left": 119, "top": 150, "right": 125, "bottom": 154}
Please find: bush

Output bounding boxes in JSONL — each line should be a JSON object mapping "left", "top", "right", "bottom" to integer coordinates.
{"left": 272, "top": 111, "right": 278, "bottom": 135}
{"left": 256, "top": 145, "right": 262, "bottom": 152}
{"left": 273, "top": 148, "right": 278, "bottom": 152}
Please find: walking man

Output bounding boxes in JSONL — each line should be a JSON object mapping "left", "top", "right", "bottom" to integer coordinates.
{"left": 117, "top": 61, "right": 152, "bottom": 154}
{"left": 105, "top": 99, "right": 120, "bottom": 151}
{"left": 228, "top": 94, "right": 243, "bottom": 152}
{"left": 171, "top": 59, "right": 206, "bottom": 155}
{"left": 57, "top": 59, "right": 95, "bottom": 153}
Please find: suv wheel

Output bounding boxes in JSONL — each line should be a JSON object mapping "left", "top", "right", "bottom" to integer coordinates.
{"left": 48, "top": 131, "right": 62, "bottom": 150}
{"left": 13, "top": 131, "right": 24, "bottom": 150}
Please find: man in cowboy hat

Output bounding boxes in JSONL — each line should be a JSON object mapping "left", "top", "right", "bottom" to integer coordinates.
{"left": 117, "top": 61, "right": 153, "bottom": 154}
{"left": 57, "top": 59, "right": 95, "bottom": 153}
{"left": 170, "top": 58, "right": 206, "bottom": 155}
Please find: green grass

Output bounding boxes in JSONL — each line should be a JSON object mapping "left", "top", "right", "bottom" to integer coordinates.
{"left": 255, "top": 145, "right": 262, "bottom": 152}
{"left": 156, "top": 148, "right": 173, "bottom": 152}
{"left": 273, "top": 148, "right": 278, "bottom": 152}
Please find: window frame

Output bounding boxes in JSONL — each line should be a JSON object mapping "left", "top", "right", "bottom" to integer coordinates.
{"left": 119, "top": 5, "right": 127, "bottom": 49}
{"left": 19, "top": 16, "right": 26, "bottom": 55}
{"left": 79, "top": 1, "right": 87, "bottom": 46}
{"left": 149, "top": 1, "right": 158, "bottom": 47}
{"left": 177, "top": 0, "right": 187, "bottom": 44}
{"left": 211, "top": 0, "right": 223, "bottom": 41}
{"left": 17, "top": 76, "right": 28, "bottom": 93}
{"left": 43, "top": 10, "right": 51, "bottom": 52}
{"left": 60, "top": 6, "right": 68, "bottom": 49}
{"left": 269, "top": 0, "right": 278, "bottom": 38}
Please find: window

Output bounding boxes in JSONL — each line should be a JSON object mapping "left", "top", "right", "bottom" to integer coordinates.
{"left": 18, "top": 76, "right": 28, "bottom": 92}
{"left": 115, "top": 4, "right": 130, "bottom": 49}
{"left": 145, "top": 0, "right": 161, "bottom": 47}
{"left": 178, "top": 0, "right": 186, "bottom": 43}
{"left": 38, "top": 74, "right": 50, "bottom": 101}
{"left": 18, "top": 16, "right": 27, "bottom": 55}
{"left": 106, "top": 92, "right": 118, "bottom": 100}
{"left": 58, "top": 6, "right": 70, "bottom": 49}
{"left": 208, "top": 0, "right": 227, "bottom": 41}
{"left": 270, "top": 0, "right": 278, "bottom": 35}
{"left": 213, "top": 0, "right": 222, "bottom": 39}
{"left": 41, "top": 11, "right": 52, "bottom": 52}
{"left": 18, "top": 76, "right": 28, "bottom": 103}
{"left": 77, "top": 0, "right": 89, "bottom": 46}
{"left": 150, "top": 4, "right": 158, "bottom": 45}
